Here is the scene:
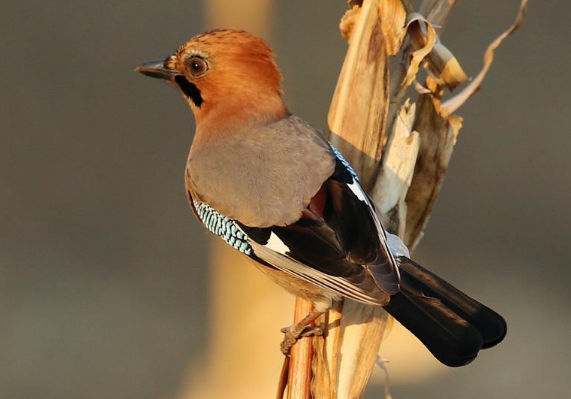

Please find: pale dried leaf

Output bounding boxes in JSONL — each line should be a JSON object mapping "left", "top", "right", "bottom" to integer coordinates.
{"left": 414, "top": 80, "right": 432, "bottom": 94}
{"left": 426, "top": 41, "right": 468, "bottom": 90}
{"left": 385, "top": 0, "right": 461, "bottom": 139}
{"left": 379, "top": 0, "right": 409, "bottom": 56}
{"left": 440, "top": 0, "right": 529, "bottom": 116}
{"left": 403, "top": 13, "right": 437, "bottom": 88}
{"left": 371, "top": 100, "right": 420, "bottom": 237}
{"left": 339, "top": 6, "right": 361, "bottom": 41}
{"left": 405, "top": 12, "right": 467, "bottom": 90}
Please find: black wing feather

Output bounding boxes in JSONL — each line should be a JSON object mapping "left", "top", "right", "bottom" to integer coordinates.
{"left": 242, "top": 155, "right": 400, "bottom": 304}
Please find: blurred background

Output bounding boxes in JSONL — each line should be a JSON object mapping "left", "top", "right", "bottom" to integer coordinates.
{"left": 1, "top": 0, "right": 569, "bottom": 398}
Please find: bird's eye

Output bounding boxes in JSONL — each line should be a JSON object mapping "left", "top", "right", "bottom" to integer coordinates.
{"left": 187, "top": 56, "right": 208, "bottom": 77}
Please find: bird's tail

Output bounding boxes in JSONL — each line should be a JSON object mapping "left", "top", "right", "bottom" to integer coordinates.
{"left": 382, "top": 256, "right": 507, "bottom": 367}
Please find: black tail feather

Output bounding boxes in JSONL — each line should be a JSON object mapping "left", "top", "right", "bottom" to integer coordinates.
{"left": 382, "top": 257, "right": 507, "bottom": 367}
{"left": 396, "top": 256, "right": 507, "bottom": 349}
{"left": 383, "top": 290, "right": 484, "bottom": 367}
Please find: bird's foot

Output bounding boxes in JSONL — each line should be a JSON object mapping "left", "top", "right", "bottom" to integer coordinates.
{"left": 280, "top": 324, "right": 323, "bottom": 356}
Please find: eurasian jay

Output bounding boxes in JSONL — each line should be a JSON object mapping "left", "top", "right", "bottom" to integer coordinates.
{"left": 136, "top": 29, "right": 506, "bottom": 367}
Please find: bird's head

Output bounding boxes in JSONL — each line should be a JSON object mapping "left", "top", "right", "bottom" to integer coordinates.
{"left": 136, "top": 29, "right": 288, "bottom": 132}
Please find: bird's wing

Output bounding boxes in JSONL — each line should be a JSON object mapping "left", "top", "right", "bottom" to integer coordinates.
{"left": 188, "top": 145, "right": 401, "bottom": 306}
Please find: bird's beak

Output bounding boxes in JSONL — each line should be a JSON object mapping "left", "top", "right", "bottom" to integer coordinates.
{"left": 135, "top": 59, "right": 178, "bottom": 80}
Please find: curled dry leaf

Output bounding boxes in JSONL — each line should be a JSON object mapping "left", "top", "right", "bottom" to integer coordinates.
{"left": 403, "top": 13, "right": 437, "bottom": 88}
{"left": 386, "top": 0, "right": 465, "bottom": 150}
{"left": 406, "top": 14, "right": 467, "bottom": 90}
{"left": 426, "top": 41, "right": 468, "bottom": 90}
{"left": 440, "top": 0, "right": 530, "bottom": 116}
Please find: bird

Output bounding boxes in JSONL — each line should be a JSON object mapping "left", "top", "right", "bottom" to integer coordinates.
{"left": 135, "top": 29, "right": 506, "bottom": 367}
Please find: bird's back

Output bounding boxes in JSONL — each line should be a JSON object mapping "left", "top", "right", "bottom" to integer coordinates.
{"left": 187, "top": 115, "right": 336, "bottom": 228}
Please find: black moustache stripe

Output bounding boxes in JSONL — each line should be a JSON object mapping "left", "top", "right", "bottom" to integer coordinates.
{"left": 175, "top": 75, "right": 204, "bottom": 107}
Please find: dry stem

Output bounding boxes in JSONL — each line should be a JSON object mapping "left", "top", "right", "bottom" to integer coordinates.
{"left": 286, "top": 0, "right": 529, "bottom": 398}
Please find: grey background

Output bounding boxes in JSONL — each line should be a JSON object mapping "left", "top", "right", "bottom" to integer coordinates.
{"left": 1, "top": 1, "right": 569, "bottom": 398}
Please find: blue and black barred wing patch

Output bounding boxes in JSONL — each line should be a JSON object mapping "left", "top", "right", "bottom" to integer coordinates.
{"left": 193, "top": 200, "right": 252, "bottom": 256}
{"left": 329, "top": 144, "right": 359, "bottom": 182}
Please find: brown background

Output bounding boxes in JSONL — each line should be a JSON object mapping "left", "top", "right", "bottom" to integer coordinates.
{"left": 1, "top": 1, "right": 569, "bottom": 398}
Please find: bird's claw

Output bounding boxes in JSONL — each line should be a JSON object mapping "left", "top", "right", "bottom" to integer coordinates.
{"left": 280, "top": 324, "right": 323, "bottom": 356}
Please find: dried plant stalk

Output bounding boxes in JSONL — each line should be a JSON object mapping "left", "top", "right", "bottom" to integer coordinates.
{"left": 287, "top": 0, "right": 530, "bottom": 398}
{"left": 286, "top": 298, "right": 315, "bottom": 399}
{"left": 315, "top": 2, "right": 408, "bottom": 398}
{"left": 328, "top": 0, "right": 407, "bottom": 190}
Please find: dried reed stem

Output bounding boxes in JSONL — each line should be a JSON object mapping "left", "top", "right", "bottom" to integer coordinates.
{"left": 286, "top": 0, "right": 529, "bottom": 398}
{"left": 285, "top": 298, "right": 315, "bottom": 399}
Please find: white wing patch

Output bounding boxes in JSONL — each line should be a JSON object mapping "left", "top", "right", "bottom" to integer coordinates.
{"left": 347, "top": 180, "right": 368, "bottom": 202}
{"left": 266, "top": 232, "right": 291, "bottom": 255}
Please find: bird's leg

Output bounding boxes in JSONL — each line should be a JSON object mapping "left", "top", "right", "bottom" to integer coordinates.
{"left": 280, "top": 309, "right": 324, "bottom": 356}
